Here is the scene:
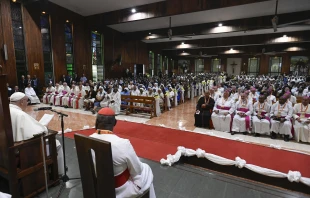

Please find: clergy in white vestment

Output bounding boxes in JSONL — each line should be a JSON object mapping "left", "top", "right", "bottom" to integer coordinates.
{"left": 55, "top": 82, "right": 70, "bottom": 106}
{"left": 24, "top": 83, "right": 40, "bottom": 104}
{"left": 252, "top": 95, "right": 271, "bottom": 136}
{"left": 62, "top": 84, "right": 76, "bottom": 107}
{"left": 266, "top": 90, "right": 276, "bottom": 106}
{"left": 211, "top": 90, "right": 234, "bottom": 132}
{"left": 249, "top": 87, "right": 259, "bottom": 104}
{"left": 108, "top": 87, "right": 121, "bottom": 114}
{"left": 270, "top": 96, "right": 293, "bottom": 142}
{"left": 286, "top": 92, "right": 297, "bottom": 107}
{"left": 293, "top": 96, "right": 310, "bottom": 143}
{"left": 72, "top": 84, "right": 86, "bottom": 109}
{"left": 50, "top": 83, "right": 63, "bottom": 106}
{"left": 0, "top": 192, "right": 11, "bottom": 198}
{"left": 42, "top": 83, "right": 55, "bottom": 104}
{"left": 9, "top": 92, "right": 64, "bottom": 175}
{"left": 90, "top": 108, "right": 155, "bottom": 198}
{"left": 231, "top": 93, "right": 253, "bottom": 135}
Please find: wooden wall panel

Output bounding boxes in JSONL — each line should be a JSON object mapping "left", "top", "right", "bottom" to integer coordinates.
{"left": 22, "top": 5, "right": 44, "bottom": 86}
{"left": 0, "top": 0, "right": 17, "bottom": 87}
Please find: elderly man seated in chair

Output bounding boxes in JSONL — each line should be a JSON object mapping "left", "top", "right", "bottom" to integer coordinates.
{"left": 90, "top": 108, "right": 156, "bottom": 198}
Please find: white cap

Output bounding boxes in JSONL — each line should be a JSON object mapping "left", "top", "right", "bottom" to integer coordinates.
{"left": 10, "top": 92, "right": 26, "bottom": 102}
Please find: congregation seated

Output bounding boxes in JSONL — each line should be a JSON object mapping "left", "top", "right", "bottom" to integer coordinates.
{"left": 50, "top": 83, "right": 62, "bottom": 106}
{"left": 55, "top": 82, "right": 70, "bottom": 106}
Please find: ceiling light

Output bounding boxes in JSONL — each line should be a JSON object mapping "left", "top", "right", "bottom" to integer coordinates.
{"left": 181, "top": 42, "right": 184, "bottom": 45}
{"left": 230, "top": 48, "right": 233, "bottom": 51}
{"left": 131, "top": 8, "right": 136, "bottom": 13}
{"left": 42, "top": 11, "right": 46, "bottom": 14}
{"left": 66, "top": 20, "right": 69, "bottom": 23}
{"left": 218, "top": 23, "right": 222, "bottom": 27}
{"left": 19, "top": 26, "right": 22, "bottom": 29}
{"left": 283, "top": 35, "right": 287, "bottom": 37}
{"left": 149, "top": 32, "right": 151, "bottom": 35}
{"left": 12, "top": 0, "right": 16, "bottom": 2}
{"left": 95, "top": 31, "right": 97, "bottom": 33}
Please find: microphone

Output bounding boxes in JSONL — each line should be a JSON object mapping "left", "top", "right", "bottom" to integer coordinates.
{"left": 33, "top": 107, "right": 52, "bottom": 111}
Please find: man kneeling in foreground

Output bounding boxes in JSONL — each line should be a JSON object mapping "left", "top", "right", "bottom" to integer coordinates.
{"left": 90, "top": 108, "right": 156, "bottom": 198}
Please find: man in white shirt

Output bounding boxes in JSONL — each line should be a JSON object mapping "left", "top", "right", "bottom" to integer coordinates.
{"left": 293, "top": 96, "right": 310, "bottom": 143}
{"left": 231, "top": 93, "right": 253, "bottom": 135}
{"left": 252, "top": 95, "right": 271, "bottom": 136}
{"left": 270, "top": 96, "right": 293, "bottom": 141}
{"left": 9, "top": 92, "right": 64, "bottom": 175}
{"left": 90, "top": 108, "right": 155, "bottom": 198}
{"left": 24, "top": 83, "right": 40, "bottom": 104}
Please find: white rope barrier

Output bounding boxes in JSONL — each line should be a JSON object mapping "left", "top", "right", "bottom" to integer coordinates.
{"left": 160, "top": 146, "right": 310, "bottom": 187}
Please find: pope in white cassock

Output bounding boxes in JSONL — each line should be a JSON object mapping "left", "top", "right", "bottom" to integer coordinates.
{"left": 270, "top": 96, "right": 293, "bottom": 142}
{"left": 90, "top": 108, "right": 155, "bottom": 198}
{"left": 9, "top": 92, "right": 64, "bottom": 175}
{"left": 211, "top": 90, "right": 234, "bottom": 132}
{"left": 231, "top": 93, "right": 253, "bottom": 135}
{"left": 293, "top": 96, "right": 310, "bottom": 143}
{"left": 252, "top": 95, "right": 271, "bottom": 136}
{"left": 24, "top": 83, "right": 40, "bottom": 104}
{"left": 0, "top": 192, "right": 11, "bottom": 198}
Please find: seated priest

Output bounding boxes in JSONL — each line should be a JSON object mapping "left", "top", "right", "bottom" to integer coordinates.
{"left": 84, "top": 86, "right": 97, "bottom": 111}
{"left": 252, "top": 95, "right": 271, "bottom": 137}
{"left": 231, "top": 93, "right": 253, "bottom": 135}
{"left": 72, "top": 84, "right": 86, "bottom": 109}
{"left": 50, "top": 83, "right": 63, "bottom": 106}
{"left": 62, "top": 84, "right": 76, "bottom": 108}
{"left": 293, "top": 96, "right": 310, "bottom": 143}
{"left": 90, "top": 108, "right": 155, "bottom": 198}
{"left": 211, "top": 90, "right": 234, "bottom": 132}
{"left": 9, "top": 92, "right": 64, "bottom": 175}
{"left": 270, "top": 96, "right": 293, "bottom": 142}
{"left": 24, "top": 83, "right": 40, "bottom": 104}
{"left": 194, "top": 90, "right": 215, "bottom": 128}
{"left": 43, "top": 83, "right": 55, "bottom": 104}
{"left": 55, "top": 82, "right": 70, "bottom": 106}
{"left": 108, "top": 86, "right": 121, "bottom": 115}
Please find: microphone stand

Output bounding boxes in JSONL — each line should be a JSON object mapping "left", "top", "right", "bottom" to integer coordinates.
{"left": 48, "top": 109, "right": 80, "bottom": 198}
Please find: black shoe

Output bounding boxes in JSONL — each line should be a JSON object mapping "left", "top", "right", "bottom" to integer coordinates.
{"left": 243, "top": 132, "right": 248, "bottom": 135}
{"left": 254, "top": 133, "right": 260, "bottom": 137}
{"left": 271, "top": 132, "right": 277, "bottom": 139}
{"left": 284, "top": 135, "right": 290, "bottom": 142}
{"left": 231, "top": 131, "right": 235, "bottom": 135}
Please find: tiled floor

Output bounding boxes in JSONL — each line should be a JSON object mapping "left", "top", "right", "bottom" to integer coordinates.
{"left": 36, "top": 137, "right": 310, "bottom": 198}
{"left": 27, "top": 98, "right": 310, "bottom": 155}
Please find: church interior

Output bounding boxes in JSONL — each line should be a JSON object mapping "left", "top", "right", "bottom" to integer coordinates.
{"left": 1, "top": 0, "right": 310, "bottom": 197}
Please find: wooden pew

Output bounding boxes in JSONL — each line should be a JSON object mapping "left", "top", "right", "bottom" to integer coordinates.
{"left": 74, "top": 134, "right": 150, "bottom": 198}
{"left": 121, "top": 95, "right": 156, "bottom": 118}
{"left": 0, "top": 75, "right": 59, "bottom": 198}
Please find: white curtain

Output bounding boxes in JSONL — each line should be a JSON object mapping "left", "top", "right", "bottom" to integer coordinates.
{"left": 160, "top": 146, "right": 310, "bottom": 187}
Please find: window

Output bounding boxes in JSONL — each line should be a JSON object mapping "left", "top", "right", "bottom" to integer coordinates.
{"left": 11, "top": 2, "right": 27, "bottom": 78}
{"left": 65, "top": 23, "right": 74, "bottom": 76}
{"left": 269, "top": 57, "right": 282, "bottom": 75}
{"left": 211, "top": 59, "right": 221, "bottom": 73}
{"left": 91, "top": 31, "right": 104, "bottom": 82}
{"left": 148, "top": 51, "right": 154, "bottom": 75}
{"left": 248, "top": 58, "right": 260, "bottom": 76}
{"left": 195, "top": 59, "right": 204, "bottom": 74}
{"left": 40, "top": 14, "right": 53, "bottom": 85}
{"left": 157, "top": 54, "right": 162, "bottom": 74}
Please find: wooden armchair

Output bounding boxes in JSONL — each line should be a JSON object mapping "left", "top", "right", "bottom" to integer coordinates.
{"left": 74, "top": 134, "right": 149, "bottom": 198}
{"left": 0, "top": 75, "right": 59, "bottom": 198}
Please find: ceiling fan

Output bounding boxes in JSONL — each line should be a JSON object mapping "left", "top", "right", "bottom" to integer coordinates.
{"left": 191, "top": 51, "right": 218, "bottom": 58}
{"left": 255, "top": 48, "right": 286, "bottom": 56}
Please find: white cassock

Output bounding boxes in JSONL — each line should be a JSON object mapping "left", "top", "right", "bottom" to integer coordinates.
{"left": 252, "top": 102, "right": 271, "bottom": 135}
{"left": 55, "top": 86, "right": 71, "bottom": 106}
{"left": 100, "top": 95, "right": 110, "bottom": 108}
{"left": 289, "top": 96, "right": 297, "bottom": 106}
{"left": 42, "top": 87, "right": 55, "bottom": 104}
{"left": 211, "top": 98, "right": 234, "bottom": 132}
{"left": 109, "top": 92, "right": 121, "bottom": 114}
{"left": 90, "top": 133, "right": 155, "bottom": 198}
{"left": 232, "top": 100, "right": 253, "bottom": 133}
{"left": 50, "top": 87, "right": 63, "bottom": 106}
{"left": 9, "top": 104, "right": 64, "bottom": 175}
{"left": 249, "top": 92, "right": 259, "bottom": 103}
{"left": 72, "top": 89, "right": 86, "bottom": 109}
{"left": 62, "top": 89, "right": 75, "bottom": 107}
{"left": 266, "top": 94, "right": 276, "bottom": 106}
{"left": 293, "top": 103, "right": 310, "bottom": 142}
{"left": 24, "top": 87, "right": 40, "bottom": 104}
{"left": 270, "top": 102, "right": 293, "bottom": 138}
{"left": 0, "top": 192, "right": 11, "bottom": 198}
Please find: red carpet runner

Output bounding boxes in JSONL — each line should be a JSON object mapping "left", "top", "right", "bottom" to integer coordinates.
{"left": 64, "top": 120, "right": 310, "bottom": 177}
